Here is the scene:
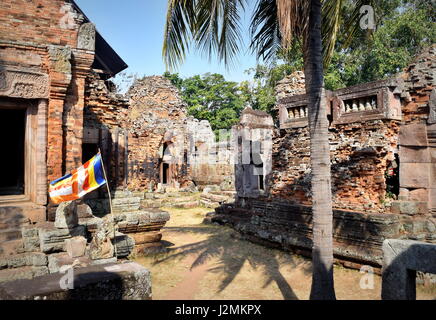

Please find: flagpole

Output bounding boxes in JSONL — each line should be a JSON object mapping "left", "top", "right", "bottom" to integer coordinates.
{"left": 98, "top": 148, "right": 118, "bottom": 259}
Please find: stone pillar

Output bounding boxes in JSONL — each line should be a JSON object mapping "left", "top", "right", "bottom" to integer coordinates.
{"left": 395, "top": 123, "right": 430, "bottom": 215}
{"left": 64, "top": 50, "right": 94, "bottom": 172}
{"left": 382, "top": 239, "right": 436, "bottom": 300}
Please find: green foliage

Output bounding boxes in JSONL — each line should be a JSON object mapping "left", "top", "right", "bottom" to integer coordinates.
{"left": 325, "top": 1, "right": 436, "bottom": 89}
{"left": 254, "top": 1, "right": 436, "bottom": 91}
{"left": 164, "top": 72, "right": 247, "bottom": 133}
{"left": 163, "top": 1, "right": 435, "bottom": 132}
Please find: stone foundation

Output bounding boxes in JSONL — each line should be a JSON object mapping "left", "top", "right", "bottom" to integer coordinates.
{"left": 0, "top": 262, "right": 152, "bottom": 300}
{"left": 208, "top": 198, "right": 435, "bottom": 268}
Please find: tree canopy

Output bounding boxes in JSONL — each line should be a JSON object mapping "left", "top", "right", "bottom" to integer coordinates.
{"left": 163, "top": 0, "right": 435, "bottom": 132}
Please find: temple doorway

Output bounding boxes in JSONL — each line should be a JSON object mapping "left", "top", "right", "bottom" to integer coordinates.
{"left": 160, "top": 142, "right": 173, "bottom": 186}
{"left": 0, "top": 108, "right": 26, "bottom": 196}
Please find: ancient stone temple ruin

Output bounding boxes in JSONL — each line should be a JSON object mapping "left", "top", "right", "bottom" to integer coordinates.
{"left": 0, "top": 0, "right": 235, "bottom": 285}
{"left": 209, "top": 45, "right": 436, "bottom": 270}
{"left": 1, "top": 0, "right": 434, "bottom": 299}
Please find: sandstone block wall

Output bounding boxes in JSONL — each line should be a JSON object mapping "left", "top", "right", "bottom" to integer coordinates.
{"left": 0, "top": 0, "right": 97, "bottom": 224}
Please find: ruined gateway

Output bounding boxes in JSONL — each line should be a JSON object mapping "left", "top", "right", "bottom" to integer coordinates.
{"left": 0, "top": 0, "right": 435, "bottom": 290}
{"left": 209, "top": 46, "right": 436, "bottom": 270}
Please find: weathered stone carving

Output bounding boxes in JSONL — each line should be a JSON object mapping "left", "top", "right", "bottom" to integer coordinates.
{"left": 77, "top": 23, "right": 96, "bottom": 51}
{"left": 88, "top": 216, "right": 116, "bottom": 260}
{"left": 0, "top": 67, "right": 49, "bottom": 99}
{"left": 48, "top": 45, "right": 72, "bottom": 74}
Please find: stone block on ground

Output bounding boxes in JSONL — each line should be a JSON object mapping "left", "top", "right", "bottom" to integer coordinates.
{"left": 39, "top": 224, "right": 86, "bottom": 254}
{"left": 114, "top": 233, "right": 135, "bottom": 258}
{"left": 0, "top": 266, "right": 49, "bottom": 283}
{"left": 133, "top": 242, "right": 167, "bottom": 256}
{"left": 54, "top": 201, "right": 78, "bottom": 229}
{"left": 0, "top": 262, "right": 152, "bottom": 300}
{"left": 65, "top": 236, "right": 87, "bottom": 259}
{"left": 129, "top": 231, "right": 162, "bottom": 245}
{"left": 117, "top": 209, "right": 170, "bottom": 234}
{"left": 76, "top": 202, "right": 94, "bottom": 219}
{"left": 90, "top": 257, "right": 117, "bottom": 265}
{"left": 0, "top": 252, "right": 47, "bottom": 270}
{"left": 47, "top": 253, "right": 91, "bottom": 274}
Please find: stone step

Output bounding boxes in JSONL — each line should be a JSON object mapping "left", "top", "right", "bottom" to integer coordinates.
{"left": 0, "top": 266, "right": 49, "bottom": 283}
{"left": 199, "top": 199, "right": 220, "bottom": 209}
{"left": 0, "top": 252, "right": 47, "bottom": 270}
{"left": 111, "top": 190, "right": 134, "bottom": 199}
{"left": 0, "top": 239, "right": 24, "bottom": 256}
{"left": 0, "top": 262, "right": 151, "bottom": 300}
{"left": 200, "top": 193, "right": 229, "bottom": 202}
{"left": 0, "top": 229, "right": 22, "bottom": 242}
{"left": 173, "top": 201, "right": 200, "bottom": 209}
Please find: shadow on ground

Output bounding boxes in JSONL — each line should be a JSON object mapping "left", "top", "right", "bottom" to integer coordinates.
{"left": 153, "top": 224, "right": 312, "bottom": 300}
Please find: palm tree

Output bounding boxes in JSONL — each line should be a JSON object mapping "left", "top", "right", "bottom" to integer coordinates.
{"left": 163, "top": 0, "right": 373, "bottom": 300}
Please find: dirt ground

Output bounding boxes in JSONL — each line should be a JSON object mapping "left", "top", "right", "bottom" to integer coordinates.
{"left": 134, "top": 207, "right": 436, "bottom": 300}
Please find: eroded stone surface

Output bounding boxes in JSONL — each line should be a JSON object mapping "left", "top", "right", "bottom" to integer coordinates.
{"left": 0, "top": 262, "right": 152, "bottom": 300}
{"left": 382, "top": 239, "right": 436, "bottom": 300}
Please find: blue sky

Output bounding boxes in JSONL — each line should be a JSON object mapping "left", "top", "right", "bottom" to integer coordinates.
{"left": 75, "top": 0, "right": 259, "bottom": 83}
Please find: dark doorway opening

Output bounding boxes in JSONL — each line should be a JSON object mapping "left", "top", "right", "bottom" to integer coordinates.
{"left": 258, "top": 172, "right": 264, "bottom": 190}
{"left": 82, "top": 143, "right": 99, "bottom": 164}
{"left": 0, "top": 109, "right": 26, "bottom": 195}
{"left": 386, "top": 153, "right": 400, "bottom": 199}
{"left": 162, "top": 163, "right": 169, "bottom": 185}
{"left": 250, "top": 141, "right": 264, "bottom": 191}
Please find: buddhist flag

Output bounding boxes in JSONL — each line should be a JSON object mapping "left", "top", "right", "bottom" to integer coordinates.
{"left": 49, "top": 153, "right": 106, "bottom": 204}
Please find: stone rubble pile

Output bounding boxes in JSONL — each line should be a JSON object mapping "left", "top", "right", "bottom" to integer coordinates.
{"left": 0, "top": 193, "right": 170, "bottom": 283}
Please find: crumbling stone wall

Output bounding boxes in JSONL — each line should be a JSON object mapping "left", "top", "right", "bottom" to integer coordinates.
{"left": 395, "top": 45, "right": 436, "bottom": 218}
{"left": 0, "top": 0, "right": 82, "bottom": 48}
{"left": 125, "top": 76, "right": 192, "bottom": 190}
{"left": 270, "top": 119, "right": 400, "bottom": 213}
{"left": 84, "top": 70, "right": 130, "bottom": 188}
{"left": 211, "top": 46, "right": 436, "bottom": 269}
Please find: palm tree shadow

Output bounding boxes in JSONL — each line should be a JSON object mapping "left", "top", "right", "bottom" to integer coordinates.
{"left": 153, "top": 225, "right": 308, "bottom": 300}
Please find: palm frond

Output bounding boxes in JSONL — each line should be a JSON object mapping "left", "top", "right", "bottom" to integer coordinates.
{"left": 194, "top": 0, "right": 246, "bottom": 68}
{"left": 322, "top": 0, "right": 344, "bottom": 67}
{"left": 342, "top": 0, "right": 378, "bottom": 49}
{"left": 163, "top": 0, "right": 196, "bottom": 71}
{"left": 250, "top": 0, "right": 309, "bottom": 63}
{"left": 277, "top": 0, "right": 310, "bottom": 49}
{"left": 250, "top": 0, "right": 281, "bottom": 62}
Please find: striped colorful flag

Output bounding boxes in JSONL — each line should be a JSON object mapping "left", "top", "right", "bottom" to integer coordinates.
{"left": 49, "top": 153, "right": 107, "bottom": 204}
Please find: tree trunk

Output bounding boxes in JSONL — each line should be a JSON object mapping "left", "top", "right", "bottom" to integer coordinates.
{"left": 304, "top": 0, "right": 336, "bottom": 300}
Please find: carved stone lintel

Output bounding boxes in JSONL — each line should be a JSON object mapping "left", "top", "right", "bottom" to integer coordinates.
{"left": 78, "top": 23, "right": 96, "bottom": 51}
{"left": 0, "top": 66, "right": 49, "bottom": 99}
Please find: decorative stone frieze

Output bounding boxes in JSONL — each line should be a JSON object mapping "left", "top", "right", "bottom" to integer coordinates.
{"left": 0, "top": 67, "right": 49, "bottom": 99}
